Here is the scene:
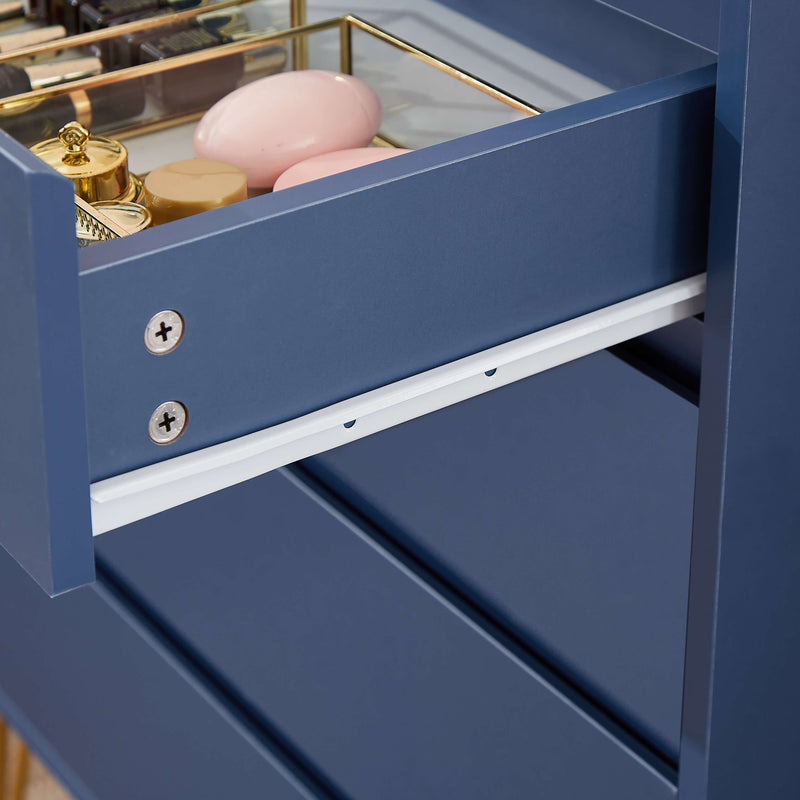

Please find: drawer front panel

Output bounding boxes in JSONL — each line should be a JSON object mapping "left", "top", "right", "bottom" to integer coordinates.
{"left": 0, "top": 547, "right": 319, "bottom": 800}
{"left": 304, "top": 350, "right": 698, "bottom": 763}
{"left": 97, "top": 469, "right": 676, "bottom": 800}
{"left": 0, "top": 134, "right": 93, "bottom": 595}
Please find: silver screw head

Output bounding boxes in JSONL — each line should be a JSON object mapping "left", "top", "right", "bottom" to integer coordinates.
{"left": 144, "top": 310, "right": 184, "bottom": 355}
{"left": 148, "top": 401, "right": 188, "bottom": 445}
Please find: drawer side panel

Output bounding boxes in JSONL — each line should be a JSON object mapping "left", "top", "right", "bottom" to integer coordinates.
{"left": 80, "top": 68, "right": 715, "bottom": 482}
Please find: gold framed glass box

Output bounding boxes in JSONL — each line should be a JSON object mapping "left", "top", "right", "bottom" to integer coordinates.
{"left": 0, "top": 0, "right": 539, "bottom": 240}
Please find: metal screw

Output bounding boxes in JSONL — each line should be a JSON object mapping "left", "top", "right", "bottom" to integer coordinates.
{"left": 148, "top": 401, "right": 188, "bottom": 445}
{"left": 144, "top": 310, "right": 184, "bottom": 355}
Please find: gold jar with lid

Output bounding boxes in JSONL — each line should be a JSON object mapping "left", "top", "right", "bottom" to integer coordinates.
{"left": 30, "top": 121, "right": 144, "bottom": 205}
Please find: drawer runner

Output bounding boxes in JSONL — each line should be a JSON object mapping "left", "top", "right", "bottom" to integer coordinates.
{"left": 91, "top": 274, "right": 705, "bottom": 534}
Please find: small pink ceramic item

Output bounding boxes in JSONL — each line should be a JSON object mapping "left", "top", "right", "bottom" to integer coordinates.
{"left": 273, "top": 147, "right": 412, "bottom": 190}
{"left": 193, "top": 70, "right": 383, "bottom": 189}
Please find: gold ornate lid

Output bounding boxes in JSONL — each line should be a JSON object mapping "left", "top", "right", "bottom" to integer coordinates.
{"left": 30, "top": 121, "right": 141, "bottom": 204}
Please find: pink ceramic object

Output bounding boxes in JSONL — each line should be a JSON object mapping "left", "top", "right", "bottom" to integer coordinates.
{"left": 193, "top": 70, "right": 383, "bottom": 189}
{"left": 273, "top": 147, "right": 412, "bottom": 190}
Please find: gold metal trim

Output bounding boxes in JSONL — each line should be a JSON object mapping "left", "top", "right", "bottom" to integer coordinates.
{"left": 0, "top": 19, "right": 345, "bottom": 110}
{"left": 372, "top": 132, "right": 404, "bottom": 149}
{"left": 344, "top": 15, "right": 542, "bottom": 116}
{"left": 339, "top": 15, "right": 352, "bottom": 75}
{"left": 107, "top": 110, "right": 206, "bottom": 141}
{"left": 289, "top": 0, "right": 308, "bottom": 70}
{"left": 0, "top": 14, "right": 539, "bottom": 121}
{"left": 75, "top": 195, "right": 130, "bottom": 240}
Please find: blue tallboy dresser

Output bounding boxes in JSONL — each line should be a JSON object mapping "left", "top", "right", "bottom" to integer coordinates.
{"left": 1, "top": 1, "right": 798, "bottom": 798}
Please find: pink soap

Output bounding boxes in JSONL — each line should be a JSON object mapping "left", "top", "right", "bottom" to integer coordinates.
{"left": 273, "top": 147, "right": 412, "bottom": 190}
{"left": 193, "top": 70, "right": 383, "bottom": 189}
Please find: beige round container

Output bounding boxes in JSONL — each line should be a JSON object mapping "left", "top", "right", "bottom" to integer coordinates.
{"left": 143, "top": 159, "right": 248, "bottom": 225}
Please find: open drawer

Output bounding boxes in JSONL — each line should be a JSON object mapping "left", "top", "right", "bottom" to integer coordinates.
{"left": 0, "top": 0, "right": 715, "bottom": 594}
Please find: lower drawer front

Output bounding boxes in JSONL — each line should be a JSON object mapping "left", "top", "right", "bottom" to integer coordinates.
{"left": 0, "top": 549, "right": 312, "bottom": 800}
{"left": 97, "top": 470, "right": 675, "bottom": 800}
{"left": 304, "top": 349, "right": 698, "bottom": 763}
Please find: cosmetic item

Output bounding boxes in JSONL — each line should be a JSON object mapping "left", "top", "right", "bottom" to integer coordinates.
{"left": 0, "top": 56, "right": 102, "bottom": 97}
{"left": 30, "top": 120, "right": 144, "bottom": 203}
{"left": 0, "top": 77, "right": 145, "bottom": 144}
{"left": 75, "top": 194, "right": 149, "bottom": 245}
{"left": 77, "top": 198, "right": 150, "bottom": 244}
{"left": 104, "top": 8, "right": 240, "bottom": 69}
{"left": 77, "top": 0, "right": 159, "bottom": 32}
{"left": 0, "top": 1, "right": 24, "bottom": 21}
{"left": 273, "top": 147, "right": 413, "bottom": 191}
{"left": 75, "top": 193, "right": 126, "bottom": 244}
{"left": 143, "top": 158, "right": 246, "bottom": 224}
{"left": 140, "top": 18, "right": 286, "bottom": 113}
{"left": 193, "top": 70, "right": 383, "bottom": 189}
{"left": 0, "top": 24, "right": 66, "bottom": 51}
{"left": 100, "top": 6, "right": 178, "bottom": 68}
{"left": 52, "top": 0, "right": 205, "bottom": 34}
{"left": 26, "top": 0, "right": 49, "bottom": 22}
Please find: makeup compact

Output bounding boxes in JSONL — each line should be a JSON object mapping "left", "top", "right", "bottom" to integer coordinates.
{"left": 30, "top": 119, "right": 144, "bottom": 203}
{"left": 143, "top": 158, "right": 247, "bottom": 224}
{"left": 75, "top": 196, "right": 151, "bottom": 245}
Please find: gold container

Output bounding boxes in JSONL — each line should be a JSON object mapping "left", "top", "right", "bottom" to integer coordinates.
{"left": 30, "top": 121, "right": 144, "bottom": 204}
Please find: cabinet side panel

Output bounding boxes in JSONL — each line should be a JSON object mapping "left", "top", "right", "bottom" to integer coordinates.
{"left": 431, "top": 0, "right": 714, "bottom": 87}
{"left": 680, "top": 0, "right": 800, "bottom": 797}
{"left": 597, "top": 0, "right": 720, "bottom": 51}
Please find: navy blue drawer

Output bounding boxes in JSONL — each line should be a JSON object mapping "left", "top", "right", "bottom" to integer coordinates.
{"left": 96, "top": 467, "right": 677, "bottom": 800}
{"left": 303, "top": 349, "right": 698, "bottom": 764}
{"left": 0, "top": 547, "right": 318, "bottom": 800}
{"left": 0, "top": 0, "right": 716, "bottom": 594}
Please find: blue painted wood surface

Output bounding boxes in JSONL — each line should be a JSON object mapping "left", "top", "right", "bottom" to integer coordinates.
{"left": 96, "top": 467, "right": 677, "bottom": 800}
{"left": 433, "top": 0, "right": 714, "bottom": 88}
{"left": 680, "top": 1, "right": 800, "bottom": 797}
{"left": 78, "top": 66, "right": 715, "bottom": 482}
{"left": 0, "top": 545, "right": 324, "bottom": 800}
{"left": 597, "top": 0, "right": 720, "bottom": 52}
{"left": 304, "top": 350, "right": 697, "bottom": 764}
{"left": 0, "top": 132, "right": 93, "bottom": 595}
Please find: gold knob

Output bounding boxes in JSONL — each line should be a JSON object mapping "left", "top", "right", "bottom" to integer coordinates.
{"left": 58, "top": 121, "right": 90, "bottom": 165}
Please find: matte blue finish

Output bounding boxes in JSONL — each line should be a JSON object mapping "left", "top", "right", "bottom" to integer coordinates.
{"left": 0, "top": 546, "right": 322, "bottom": 800}
{"left": 611, "top": 317, "right": 704, "bottom": 403}
{"left": 597, "top": 0, "right": 720, "bottom": 51}
{"left": 304, "top": 350, "right": 697, "bottom": 764}
{"left": 78, "top": 66, "right": 715, "bottom": 482}
{"left": 97, "top": 469, "right": 676, "bottom": 800}
{"left": 433, "top": 0, "right": 715, "bottom": 88}
{"left": 680, "top": 1, "right": 800, "bottom": 798}
{"left": 0, "top": 132, "right": 94, "bottom": 595}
